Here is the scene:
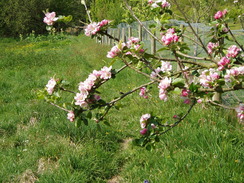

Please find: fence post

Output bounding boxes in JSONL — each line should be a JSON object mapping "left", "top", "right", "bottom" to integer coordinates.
{"left": 138, "top": 24, "right": 142, "bottom": 41}
{"left": 128, "top": 26, "right": 132, "bottom": 39}
{"left": 122, "top": 28, "right": 126, "bottom": 43}
{"left": 151, "top": 31, "right": 156, "bottom": 54}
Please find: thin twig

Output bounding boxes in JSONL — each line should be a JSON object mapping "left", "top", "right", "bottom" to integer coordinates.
{"left": 49, "top": 102, "right": 70, "bottom": 113}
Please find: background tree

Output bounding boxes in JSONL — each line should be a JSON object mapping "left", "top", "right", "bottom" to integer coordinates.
{"left": 0, "top": 0, "right": 86, "bottom": 37}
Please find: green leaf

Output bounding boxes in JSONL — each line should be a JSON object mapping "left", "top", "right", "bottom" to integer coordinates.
{"left": 83, "top": 118, "right": 88, "bottom": 126}
{"left": 87, "top": 111, "right": 92, "bottom": 119}
{"left": 146, "top": 144, "right": 152, "bottom": 151}
{"left": 172, "top": 78, "right": 185, "bottom": 88}
{"left": 189, "top": 83, "right": 199, "bottom": 93}
{"left": 103, "top": 121, "right": 111, "bottom": 126}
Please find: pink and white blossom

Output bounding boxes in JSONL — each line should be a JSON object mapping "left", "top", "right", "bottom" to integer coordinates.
{"left": 43, "top": 12, "right": 58, "bottom": 25}
{"left": 235, "top": 103, "right": 244, "bottom": 122}
{"left": 161, "top": 61, "right": 172, "bottom": 72}
{"left": 99, "top": 66, "right": 112, "bottom": 80}
{"left": 161, "top": 28, "right": 179, "bottom": 45}
{"left": 107, "top": 43, "right": 126, "bottom": 58}
{"left": 226, "top": 45, "right": 240, "bottom": 58}
{"left": 199, "top": 69, "right": 219, "bottom": 88}
{"left": 85, "top": 22, "right": 100, "bottom": 36}
{"left": 46, "top": 78, "right": 57, "bottom": 95}
{"left": 218, "top": 57, "right": 230, "bottom": 67}
{"left": 140, "top": 114, "right": 151, "bottom": 128}
{"left": 150, "top": 67, "right": 162, "bottom": 80}
{"left": 207, "top": 42, "right": 219, "bottom": 54}
{"left": 67, "top": 111, "right": 75, "bottom": 122}
{"left": 139, "top": 87, "right": 148, "bottom": 99}
{"left": 158, "top": 77, "right": 171, "bottom": 89}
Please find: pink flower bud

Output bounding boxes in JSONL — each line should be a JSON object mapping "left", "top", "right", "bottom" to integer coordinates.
{"left": 140, "top": 128, "right": 148, "bottom": 135}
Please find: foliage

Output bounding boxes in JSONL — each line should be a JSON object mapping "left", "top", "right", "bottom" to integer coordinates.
{"left": 90, "top": 0, "right": 125, "bottom": 26}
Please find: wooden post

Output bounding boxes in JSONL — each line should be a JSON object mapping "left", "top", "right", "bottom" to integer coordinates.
{"left": 128, "top": 26, "right": 132, "bottom": 39}
{"left": 122, "top": 28, "right": 126, "bottom": 43}
{"left": 138, "top": 24, "right": 142, "bottom": 41}
{"left": 151, "top": 31, "right": 156, "bottom": 54}
{"left": 117, "top": 28, "right": 121, "bottom": 41}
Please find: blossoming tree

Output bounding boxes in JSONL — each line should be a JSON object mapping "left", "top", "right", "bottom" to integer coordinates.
{"left": 38, "top": 0, "right": 243, "bottom": 148}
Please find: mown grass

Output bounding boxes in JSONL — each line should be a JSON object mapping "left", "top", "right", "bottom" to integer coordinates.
{"left": 0, "top": 35, "right": 243, "bottom": 183}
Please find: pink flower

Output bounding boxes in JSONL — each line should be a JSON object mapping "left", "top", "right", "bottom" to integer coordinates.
{"left": 74, "top": 93, "right": 88, "bottom": 107}
{"left": 158, "top": 77, "right": 171, "bottom": 90}
{"left": 99, "top": 19, "right": 110, "bottom": 27}
{"left": 107, "top": 43, "right": 125, "bottom": 58}
{"left": 183, "top": 98, "right": 191, "bottom": 104}
{"left": 150, "top": 67, "right": 162, "bottom": 80}
{"left": 99, "top": 66, "right": 112, "bottom": 80}
{"left": 226, "top": 45, "right": 240, "bottom": 58}
{"left": 235, "top": 103, "right": 244, "bottom": 122}
{"left": 218, "top": 57, "right": 230, "bottom": 67}
{"left": 207, "top": 42, "right": 219, "bottom": 54}
{"left": 181, "top": 89, "right": 190, "bottom": 97}
{"left": 162, "top": 1, "right": 170, "bottom": 8}
{"left": 148, "top": 0, "right": 153, "bottom": 4}
{"left": 139, "top": 87, "right": 148, "bottom": 99}
{"left": 94, "top": 95, "right": 101, "bottom": 101}
{"left": 159, "top": 92, "right": 168, "bottom": 101}
{"left": 127, "top": 37, "right": 140, "bottom": 46}
{"left": 140, "top": 114, "right": 151, "bottom": 128}
{"left": 214, "top": 10, "right": 227, "bottom": 19}
{"left": 140, "top": 128, "right": 148, "bottom": 135}
{"left": 199, "top": 69, "right": 219, "bottom": 88}
{"left": 43, "top": 12, "right": 58, "bottom": 25}
{"left": 214, "top": 11, "right": 223, "bottom": 19}
{"left": 161, "top": 61, "right": 172, "bottom": 72}
{"left": 46, "top": 78, "right": 57, "bottom": 95}
{"left": 197, "top": 99, "right": 203, "bottom": 103}
{"left": 85, "top": 22, "right": 100, "bottom": 36}
{"left": 67, "top": 111, "right": 75, "bottom": 122}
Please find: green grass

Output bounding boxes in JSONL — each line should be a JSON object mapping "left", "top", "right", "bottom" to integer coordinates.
{"left": 0, "top": 35, "right": 243, "bottom": 183}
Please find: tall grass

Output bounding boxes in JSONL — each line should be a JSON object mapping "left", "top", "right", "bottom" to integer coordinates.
{"left": 0, "top": 35, "right": 243, "bottom": 183}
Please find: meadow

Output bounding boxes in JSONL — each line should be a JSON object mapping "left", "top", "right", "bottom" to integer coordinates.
{"left": 0, "top": 34, "right": 243, "bottom": 183}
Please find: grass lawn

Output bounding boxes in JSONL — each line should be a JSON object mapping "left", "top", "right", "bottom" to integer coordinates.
{"left": 0, "top": 34, "right": 243, "bottom": 183}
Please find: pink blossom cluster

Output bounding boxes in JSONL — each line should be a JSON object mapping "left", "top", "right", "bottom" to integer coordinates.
{"left": 150, "top": 61, "right": 172, "bottom": 80}
{"left": 43, "top": 12, "right": 58, "bottom": 26}
{"left": 74, "top": 66, "right": 112, "bottom": 108}
{"left": 107, "top": 43, "right": 126, "bottom": 58}
{"left": 158, "top": 77, "right": 171, "bottom": 101}
{"left": 235, "top": 103, "right": 244, "bottom": 122}
{"left": 126, "top": 37, "right": 145, "bottom": 55}
{"left": 224, "top": 66, "right": 244, "bottom": 82}
{"left": 148, "top": 0, "right": 170, "bottom": 8}
{"left": 107, "top": 37, "right": 144, "bottom": 58}
{"left": 199, "top": 69, "right": 220, "bottom": 88}
{"left": 161, "top": 28, "right": 179, "bottom": 45}
{"left": 226, "top": 45, "right": 240, "bottom": 58}
{"left": 214, "top": 9, "right": 227, "bottom": 20}
{"left": 46, "top": 78, "right": 57, "bottom": 95}
{"left": 67, "top": 111, "right": 75, "bottom": 122}
{"left": 139, "top": 87, "right": 148, "bottom": 99}
{"left": 180, "top": 89, "right": 192, "bottom": 104}
{"left": 207, "top": 42, "right": 219, "bottom": 54}
{"left": 217, "top": 57, "right": 230, "bottom": 71}
{"left": 85, "top": 19, "right": 110, "bottom": 37}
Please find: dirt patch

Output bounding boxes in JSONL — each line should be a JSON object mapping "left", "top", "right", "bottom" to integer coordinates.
{"left": 37, "top": 157, "right": 59, "bottom": 174}
{"left": 16, "top": 169, "right": 38, "bottom": 183}
{"left": 121, "top": 138, "right": 132, "bottom": 150}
